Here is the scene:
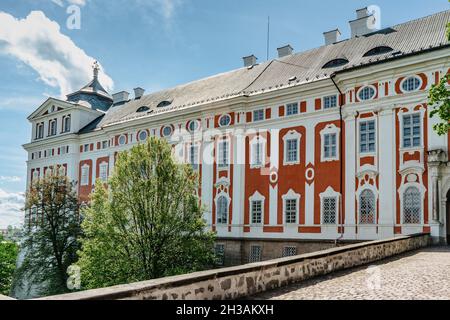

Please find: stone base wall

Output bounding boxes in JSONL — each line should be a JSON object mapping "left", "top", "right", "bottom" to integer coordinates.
{"left": 37, "top": 233, "right": 430, "bottom": 300}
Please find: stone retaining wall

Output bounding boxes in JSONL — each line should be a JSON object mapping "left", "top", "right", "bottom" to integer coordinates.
{"left": 37, "top": 233, "right": 429, "bottom": 300}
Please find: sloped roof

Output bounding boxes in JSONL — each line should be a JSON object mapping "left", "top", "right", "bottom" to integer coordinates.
{"left": 80, "top": 10, "right": 450, "bottom": 133}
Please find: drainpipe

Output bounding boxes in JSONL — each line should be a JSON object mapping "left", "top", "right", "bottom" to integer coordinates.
{"left": 330, "top": 73, "right": 345, "bottom": 245}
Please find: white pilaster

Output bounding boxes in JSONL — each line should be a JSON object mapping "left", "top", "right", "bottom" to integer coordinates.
{"left": 232, "top": 130, "right": 245, "bottom": 236}
{"left": 344, "top": 112, "right": 357, "bottom": 238}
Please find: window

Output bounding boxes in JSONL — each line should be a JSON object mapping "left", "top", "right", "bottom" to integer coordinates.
{"left": 60, "top": 146, "right": 69, "bottom": 155}
{"left": 359, "top": 189, "right": 376, "bottom": 224}
{"left": 360, "top": 120, "right": 376, "bottom": 153}
{"left": 80, "top": 165, "right": 90, "bottom": 186}
{"left": 286, "top": 103, "right": 299, "bottom": 116}
{"left": 49, "top": 119, "right": 57, "bottom": 136}
{"left": 218, "top": 140, "right": 229, "bottom": 168}
{"left": 157, "top": 101, "right": 172, "bottom": 108}
{"left": 322, "top": 58, "right": 349, "bottom": 69}
{"left": 217, "top": 196, "right": 228, "bottom": 224}
{"left": 219, "top": 114, "right": 231, "bottom": 127}
{"left": 285, "top": 199, "right": 297, "bottom": 224}
{"left": 189, "top": 144, "right": 199, "bottom": 171}
{"left": 323, "top": 95, "right": 337, "bottom": 109}
{"left": 282, "top": 246, "right": 297, "bottom": 257}
{"left": 403, "top": 187, "right": 421, "bottom": 224}
{"left": 403, "top": 114, "right": 421, "bottom": 148}
{"left": 63, "top": 116, "right": 71, "bottom": 133}
{"left": 83, "top": 144, "right": 89, "bottom": 152}
{"left": 253, "top": 109, "right": 265, "bottom": 122}
{"left": 251, "top": 139, "right": 264, "bottom": 167}
{"left": 285, "top": 139, "right": 298, "bottom": 164}
{"left": 358, "top": 86, "right": 376, "bottom": 101}
{"left": 188, "top": 120, "right": 200, "bottom": 133}
{"left": 58, "top": 166, "right": 66, "bottom": 176}
{"left": 322, "top": 197, "right": 337, "bottom": 224}
{"left": 138, "top": 130, "right": 148, "bottom": 142}
{"left": 101, "top": 140, "right": 109, "bottom": 149}
{"left": 323, "top": 133, "right": 337, "bottom": 159}
{"left": 32, "top": 170, "right": 39, "bottom": 181}
{"left": 162, "top": 126, "right": 173, "bottom": 137}
{"left": 136, "top": 106, "right": 150, "bottom": 113}
{"left": 99, "top": 162, "right": 108, "bottom": 182}
{"left": 36, "top": 123, "right": 44, "bottom": 139}
{"left": 363, "top": 46, "right": 394, "bottom": 57}
{"left": 215, "top": 244, "right": 225, "bottom": 266}
{"left": 251, "top": 200, "right": 263, "bottom": 224}
{"left": 118, "top": 135, "right": 127, "bottom": 145}
{"left": 249, "top": 245, "right": 262, "bottom": 263}
{"left": 401, "top": 76, "right": 421, "bottom": 92}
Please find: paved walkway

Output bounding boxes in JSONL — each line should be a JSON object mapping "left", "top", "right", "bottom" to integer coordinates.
{"left": 251, "top": 247, "right": 450, "bottom": 300}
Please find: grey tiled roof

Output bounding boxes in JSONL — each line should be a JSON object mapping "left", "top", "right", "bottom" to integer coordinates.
{"left": 80, "top": 10, "right": 450, "bottom": 133}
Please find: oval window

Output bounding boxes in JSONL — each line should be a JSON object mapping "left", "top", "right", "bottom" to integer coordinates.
{"left": 401, "top": 76, "right": 421, "bottom": 93}
{"left": 118, "top": 135, "right": 127, "bottom": 146}
{"left": 219, "top": 114, "right": 231, "bottom": 127}
{"left": 188, "top": 120, "right": 200, "bottom": 133}
{"left": 138, "top": 130, "right": 148, "bottom": 142}
{"left": 358, "top": 86, "right": 376, "bottom": 101}
{"left": 162, "top": 126, "right": 173, "bottom": 137}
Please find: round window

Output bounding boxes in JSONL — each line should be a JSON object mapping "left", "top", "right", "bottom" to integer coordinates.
{"left": 138, "top": 130, "right": 148, "bottom": 142}
{"left": 188, "top": 120, "right": 200, "bottom": 132}
{"left": 118, "top": 135, "right": 127, "bottom": 145}
{"left": 401, "top": 76, "right": 421, "bottom": 93}
{"left": 358, "top": 86, "right": 376, "bottom": 101}
{"left": 219, "top": 114, "right": 231, "bottom": 127}
{"left": 162, "top": 126, "right": 173, "bottom": 137}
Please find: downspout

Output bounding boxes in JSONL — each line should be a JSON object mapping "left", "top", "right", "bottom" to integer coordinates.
{"left": 330, "top": 73, "right": 345, "bottom": 245}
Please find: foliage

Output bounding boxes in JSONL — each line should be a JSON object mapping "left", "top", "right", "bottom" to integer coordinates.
{"left": 76, "top": 137, "right": 216, "bottom": 290}
{"left": 13, "top": 167, "right": 82, "bottom": 297}
{"left": 0, "top": 235, "right": 19, "bottom": 296}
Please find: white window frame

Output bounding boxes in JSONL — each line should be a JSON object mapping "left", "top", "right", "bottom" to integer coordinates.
{"left": 401, "top": 76, "right": 422, "bottom": 93}
{"left": 320, "top": 124, "right": 340, "bottom": 162}
{"left": 357, "top": 85, "right": 377, "bottom": 101}
{"left": 99, "top": 162, "right": 108, "bottom": 182}
{"left": 358, "top": 119, "right": 377, "bottom": 155}
{"left": 189, "top": 143, "right": 200, "bottom": 171}
{"left": 323, "top": 95, "right": 338, "bottom": 109}
{"left": 138, "top": 130, "right": 148, "bottom": 142}
{"left": 36, "top": 122, "right": 44, "bottom": 139}
{"left": 400, "top": 111, "right": 423, "bottom": 150}
{"left": 217, "top": 138, "right": 230, "bottom": 169}
{"left": 49, "top": 119, "right": 57, "bottom": 136}
{"left": 80, "top": 164, "right": 90, "bottom": 186}
{"left": 282, "top": 189, "right": 300, "bottom": 225}
{"left": 63, "top": 115, "right": 71, "bottom": 133}
{"left": 32, "top": 170, "right": 39, "bottom": 181}
{"left": 286, "top": 102, "right": 299, "bottom": 116}
{"left": 118, "top": 134, "right": 127, "bottom": 145}
{"left": 282, "top": 130, "right": 301, "bottom": 166}
{"left": 320, "top": 186, "right": 340, "bottom": 225}
{"left": 188, "top": 120, "right": 200, "bottom": 133}
{"left": 219, "top": 114, "right": 232, "bottom": 127}
{"left": 357, "top": 186, "right": 378, "bottom": 225}
{"left": 249, "top": 191, "right": 265, "bottom": 225}
{"left": 399, "top": 181, "right": 425, "bottom": 225}
{"left": 252, "top": 109, "right": 265, "bottom": 122}
{"left": 249, "top": 135, "right": 266, "bottom": 169}
{"left": 215, "top": 193, "right": 230, "bottom": 225}
{"left": 162, "top": 126, "right": 173, "bottom": 137}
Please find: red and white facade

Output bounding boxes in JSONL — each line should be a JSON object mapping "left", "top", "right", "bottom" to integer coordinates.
{"left": 24, "top": 9, "right": 450, "bottom": 258}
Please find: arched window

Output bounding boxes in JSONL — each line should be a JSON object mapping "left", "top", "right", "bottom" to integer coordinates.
{"left": 136, "top": 106, "right": 150, "bottom": 113}
{"left": 322, "top": 58, "right": 349, "bottom": 69}
{"left": 157, "top": 101, "right": 172, "bottom": 108}
{"left": 363, "top": 46, "right": 394, "bottom": 57}
{"left": 217, "top": 196, "right": 228, "bottom": 224}
{"left": 403, "top": 187, "right": 421, "bottom": 224}
{"left": 359, "top": 189, "right": 375, "bottom": 224}
{"left": 64, "top": 115, "right": 71, "bottom": 132}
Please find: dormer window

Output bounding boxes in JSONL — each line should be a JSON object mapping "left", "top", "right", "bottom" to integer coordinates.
{"left": 363, "top": 46, "right": 394, "bottom": 57}
{"left": 63, "top": 115, "right": 71, "bottom": 133}
{"left": 136, "top": 106, "right": 150, "bottom": 113}
{"left": 322, "top": 58, "right": 349, "bottom": 69}
{"left": 157, "top": 101, "right": 172, "bottom": 108}
{"left": 48, "top": 119, "right": 57, "bottom": 136}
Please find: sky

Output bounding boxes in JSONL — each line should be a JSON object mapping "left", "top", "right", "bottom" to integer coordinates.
{"left": 0, "top": 0, "right": 448, "bottom": 228}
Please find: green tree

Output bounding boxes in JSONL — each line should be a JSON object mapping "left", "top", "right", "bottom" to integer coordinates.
{"left": 77, "top": 137, "right": 216, "bottom": 290}
{"left": 429, "top": 14, "right": 450, "bottom": 135}
{"left": 0, "top": 235, "right": 19, "bottom": 296}
{"left": 13, "top": 167, "right": 82, "bottom": 297}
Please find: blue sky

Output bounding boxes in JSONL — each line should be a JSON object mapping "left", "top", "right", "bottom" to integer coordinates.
{"left": 0, "top": 0, "right": 448, "bottom": 228}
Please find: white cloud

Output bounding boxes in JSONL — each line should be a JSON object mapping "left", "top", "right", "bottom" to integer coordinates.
{"left": 0, "top": 176, "right": 22, "bottom": 183}
{"left": 0, "top": 188, "right": 25, "bottom": 229}
{"left": 51, "top": 0, "right": 87, "bottom": 7}
{"left": 0, "top": 11, "right": 114, "bottom": 98}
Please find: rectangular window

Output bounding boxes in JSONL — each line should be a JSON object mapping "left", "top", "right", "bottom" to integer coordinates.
{"left": 286, "top": 103, "right": 299, "bottom": 116}
{"left": 323, "top": 133, "right": 337, "bottom": 159}
{"left": 323, "top": 197, "right": 337, "bottom": 224}
{"left": 218, "top": 140, "right": 229, "bottom": 168}
{"left": 253, "top": 109, "right": 265, "bottom": 122}
{"left": 249, "top": 245, "right": 262, "bottom": 263}
{"left": 251, "top": 200, "right": 262, "bottom": 224}
{"left": 251, "top": 142, "right": 263, "bottom": 167}
{"left": 101, "top": 141, "right": 109, "bottom": 149}
{"left": 286, "top": 139, "right": 298, "bottom": 163}
{"left": 323, "top": 95, "right": 337, "bottom": 109}
{"left": 99, "top": 163, "right": 108, "bottom": 182}
{"left": 282, "top": 246, "right": 297, "bottom": 257}
{"left": 403, "top": 114, "right": 421, "bottom": 148}
{"left": 190, "top": 145, "right": 199, "bottom": 171}
{"left": 215, "top": 244, "right": 225, "bottom": 266}
{"left": 60, "top": 146, "right": 67, "bottom": 155}
{"left": 83, "top": 144, "right": 89, "bottom": 152}
{"left": 360, "top": 120, "right": 376, "bottom": 153}
{"left": 285, "top": 199, "right": 297, "bottom": 224}
{"left": 80, "top": 166, "right": 89, "bottom": 186}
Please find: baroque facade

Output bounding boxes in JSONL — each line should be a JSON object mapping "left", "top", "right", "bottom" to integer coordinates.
{"left": 24, "top": 9, "right": 450, "bottom": 265}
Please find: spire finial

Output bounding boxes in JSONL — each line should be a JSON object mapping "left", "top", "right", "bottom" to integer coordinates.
{"left": 92, "top": 61, "right": 99, "bottom": 80}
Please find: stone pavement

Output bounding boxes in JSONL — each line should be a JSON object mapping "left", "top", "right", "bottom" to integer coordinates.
{"left": 250, "top": 247, "right": 450, "bottom": 300}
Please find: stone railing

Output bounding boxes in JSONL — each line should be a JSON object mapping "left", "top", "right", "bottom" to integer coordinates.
{"left": 35, "top": 233, "right": 430, "bottom": 300}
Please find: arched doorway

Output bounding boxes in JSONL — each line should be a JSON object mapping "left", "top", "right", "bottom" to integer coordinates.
{"left": 447, "top": 190, "right": 450, "bottom": 244}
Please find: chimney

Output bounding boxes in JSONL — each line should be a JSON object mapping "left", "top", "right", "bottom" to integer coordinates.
{"left": 243, "top": 55, "right": 257, "bottom": 67}
{"left": 323, "top": 29, "right": 341, "bottom": 45}
{"left": 112, "top": 91, "right": 130, "bottom": 105}
{"left": 277, "top": 45, "right": 293, "bottom": 58}
{"left": 349, "top": 7, "right": 377, "bottom": 38}
{"left": 134, "top": 87, "right": 145, "bottom": 100}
